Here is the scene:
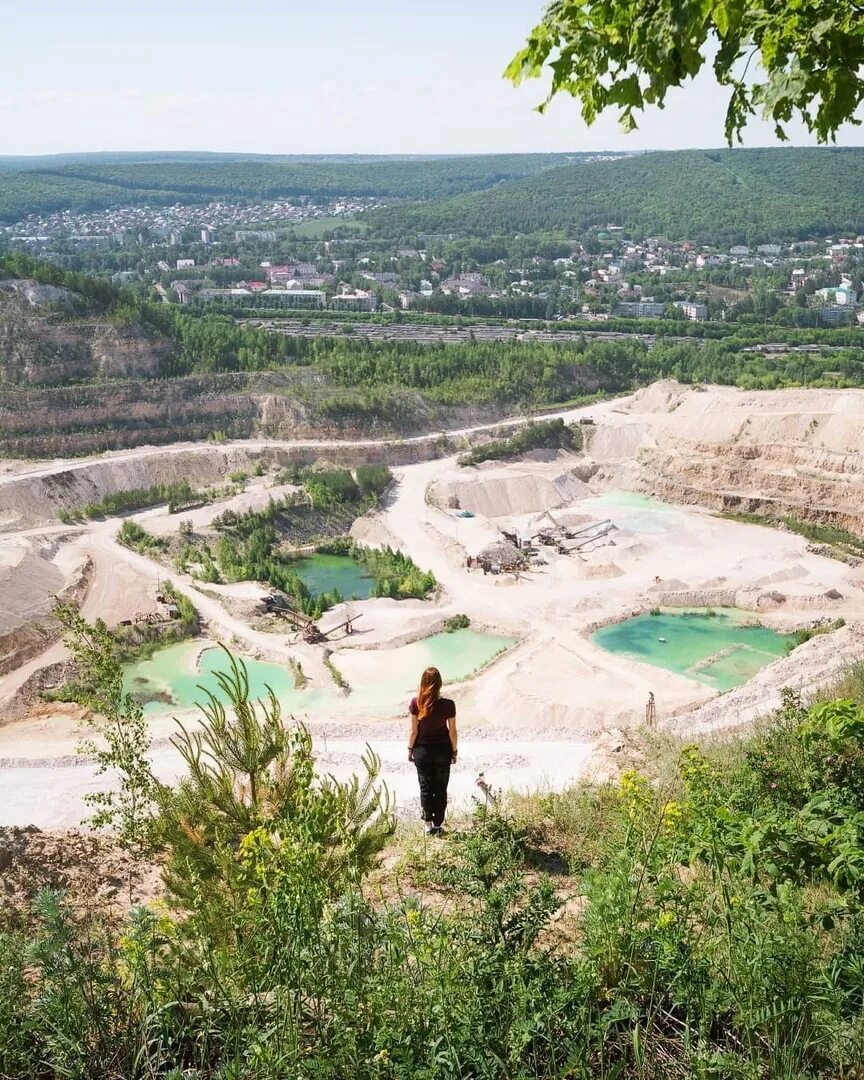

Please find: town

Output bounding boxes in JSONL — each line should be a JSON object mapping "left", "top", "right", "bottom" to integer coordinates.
{"left": 5, "top": 200, "right": 863, "bottom": 327}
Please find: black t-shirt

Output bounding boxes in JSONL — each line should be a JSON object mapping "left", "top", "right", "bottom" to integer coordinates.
{"left": 409, "top": 696, "right": 455, "bottom": 747}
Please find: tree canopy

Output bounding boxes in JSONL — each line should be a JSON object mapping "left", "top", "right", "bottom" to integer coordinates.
{"left": 507, "top": 0, "right": 864, "bottom": 143}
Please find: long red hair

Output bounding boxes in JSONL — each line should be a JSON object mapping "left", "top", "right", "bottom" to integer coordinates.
{"left": 416, "top": 666, "right": 442, "bottom": 721}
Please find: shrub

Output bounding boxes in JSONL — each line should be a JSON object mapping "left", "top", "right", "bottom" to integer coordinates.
{"left": 355, "top": 463, "right": 393, "bottom": 498}
{"left": 65, "top": 480, "right": 196, "bottom": 520}
{"left": 304, "top": 468, "right": 360, "bottom": 506}
{"left": 116, "top": 519, "right": 167, "bottom": 554}
{"left": 786, "top": 617, "right": 846, "bottom": 652}
{"left": 459, "top": 418, "right": 582, "bottom": 467}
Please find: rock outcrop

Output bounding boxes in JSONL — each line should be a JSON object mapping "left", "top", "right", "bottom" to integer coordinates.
{"left": 627, "top": 383, "right": 864, "bottom": 535}
{"left": 0, "top": 281, "right": 168, "bottom": 386}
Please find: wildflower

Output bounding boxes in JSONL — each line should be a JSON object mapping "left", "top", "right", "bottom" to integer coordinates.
{"left": 656, "top": 912, "right": 675, "bottom": 929}
{"left": 663, "top": 800, "right": 682, "bottom": 820}
{"left": 373, "top": 1048, "right": 390, "bottom": 1063}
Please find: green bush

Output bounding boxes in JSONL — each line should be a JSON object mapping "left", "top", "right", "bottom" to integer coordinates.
{"left": 786, "top": 617, "right": 846, "bottom": 652}
{"left": 64, "top": 480, "right": 197, "bottom": 520}
{"left": 304, "top": 468, "right": 360, "bottom": 506}
{"left": 116, "top": 519, "right": 167, "bottom": 554}
{"left": 355, "top": 463, "right": 393, "bottom": 498}
{"left": 459, "top": 418, "right": 583, "bottom": 467}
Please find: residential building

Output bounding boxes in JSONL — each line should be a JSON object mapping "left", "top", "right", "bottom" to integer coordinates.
{"left": 675, "top": 301, "right": 708, "bottom": 321}
{"left": 267, "top": 265, "right": 296, "bottom": 283}
{"left": 361, "top": 271, "right": 399, "bottom": 286}
{"left": 235, "top": 230, "right": 277, "bottom": 242}
{"left": 330, "top": 288, "right": 377, "bottom": 312}
{"left": 292, "top": 262, "right": 319, "bottom": 279}
{"left": 616, "top": 301, "right": 666, "bottom": 317}
{"left": 176, "top": 258, "right": 195, "bottom": 269}
{"left": 817, "top": 305, "right": 854, "bottom": 325}
{"left": 815, "top": 284, "right": 858, "bottom": 306}
{"left": 440, "top": 272, "right": 491, "bottom": 297}
{"left": 196, "top": 288, "right": 326, "bottom": 309}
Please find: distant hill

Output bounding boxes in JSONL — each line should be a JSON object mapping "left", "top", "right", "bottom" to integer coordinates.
{"left": 369, "top": 147, "right": 864, "bottom": 246}
{"left": 0, "top": 153, "right": 597, "bottom": 223}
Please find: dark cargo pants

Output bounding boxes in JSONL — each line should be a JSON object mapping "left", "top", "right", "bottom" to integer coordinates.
{"left": 412, "top": 744, "right": 452, "bottom": 827}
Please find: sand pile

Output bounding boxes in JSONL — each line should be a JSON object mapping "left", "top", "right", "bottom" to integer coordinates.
{"left": 0, "top": 538, "right": 65, "bottom": 633}
{"left": 441, "top": 468, "right": 592, "bottom": 518}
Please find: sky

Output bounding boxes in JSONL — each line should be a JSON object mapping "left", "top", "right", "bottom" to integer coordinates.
{"left": 2, "top": 0, "right": 862, "bottom": 156}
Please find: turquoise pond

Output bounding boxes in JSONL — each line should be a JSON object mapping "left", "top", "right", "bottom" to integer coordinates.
{"left": 124, "top": 629, "right": 515, "bottom": 717}
{"left": 592, "top": 611, "right": 790, "bottom": 692}
{"left": 580, "top": 491, "right": 680, "bottom": 535}
{"left": 292, "top": 553, "right": 375, "bottom": 600}
{"left": 125, "top": 643, "right": 299, "bottom": 715}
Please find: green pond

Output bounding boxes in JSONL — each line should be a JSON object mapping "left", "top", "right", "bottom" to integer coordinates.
{"left": 292, "top": 553, "right": 375, "bottom": 599}
{"left": 592, "top": 610, "right": 790, "bottom": 692}
{"left": 124, "top": 629, "right": 515, "bottom": 717}
{"left": 125, "top": 643, "right": 301, "bottom": 716}
{"left": 338, "top": 628, "right": 515, "bottom": 713}
{"left": 580, "top": 490, "right": 680, "bottom": 535}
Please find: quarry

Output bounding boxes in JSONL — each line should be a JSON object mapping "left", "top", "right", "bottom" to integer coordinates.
{"left": 2, "top": 380, "right": 864, "bottom": 828}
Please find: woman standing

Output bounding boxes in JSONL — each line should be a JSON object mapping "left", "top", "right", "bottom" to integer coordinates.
{"left": 408, "top": 666, "right": 458, "bottom": 835}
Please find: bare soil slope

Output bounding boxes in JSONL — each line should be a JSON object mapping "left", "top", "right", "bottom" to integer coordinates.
{"left": 629, "top": 382, "right": 864, "bottom": 534}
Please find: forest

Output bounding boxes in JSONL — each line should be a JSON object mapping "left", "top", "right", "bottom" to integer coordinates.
{"left": 2, "top": 256, "right": 863, "bottom": 415}
{"left": 4, "top": 148, "right": 863, "bottom": 246}
{"left": 0, "top": 153, "right": 580, "bottom": 222}
{"left": 369, "top": 147, "right": 864, "bottom": 246}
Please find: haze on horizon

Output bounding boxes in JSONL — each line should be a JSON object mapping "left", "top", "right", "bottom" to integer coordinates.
{"left": 4, "top": 0, "right": 864, "bottom": 158}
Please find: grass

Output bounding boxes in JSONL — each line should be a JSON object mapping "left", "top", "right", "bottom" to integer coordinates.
{"left": 721, "top": 509, "right": 864, "bottom": 559}
{"left": 291, "top": 215, "right": 371, "bottom": 238}
{"left": 287, "top": 656, "right": 308, "bottom": 688}
{"left": 323, "top": 653, "right": 350, "bottom": 691}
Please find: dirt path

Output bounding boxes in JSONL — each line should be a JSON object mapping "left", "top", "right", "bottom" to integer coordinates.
{"left": 0, "top": 735, "right": 600, "bottom": 829}
{"left": 0, "top": 398, "right": 627, "bottom": 490}
{"left": 90, "top": 524, "right": 298, "bottom": 659}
